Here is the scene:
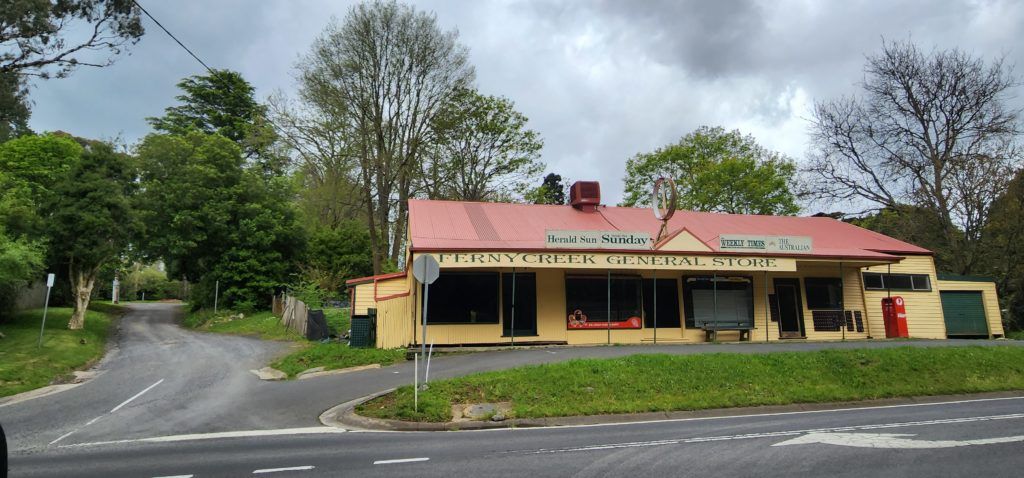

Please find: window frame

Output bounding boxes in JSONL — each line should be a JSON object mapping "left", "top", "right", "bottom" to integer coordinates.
{"left": 862, "top": 272, "right": 932, "bottom": 292}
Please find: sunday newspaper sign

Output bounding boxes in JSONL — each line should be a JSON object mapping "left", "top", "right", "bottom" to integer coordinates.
{"left": 545, "top": 229, "right": 651, "bottom": 250}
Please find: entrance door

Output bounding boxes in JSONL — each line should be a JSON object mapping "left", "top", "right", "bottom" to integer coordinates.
{"left": 774, "top": 279, "right": 805, "bottom": 338}
{"left": 502, "top": 272, "right": 537, "bottom": 337}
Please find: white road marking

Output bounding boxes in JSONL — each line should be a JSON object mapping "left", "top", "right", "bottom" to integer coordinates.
{"left": 50, "top": 378, "right": 166, "bottom": 445}
{"left": 773, "top": 431, "right": 1024, "bottom": 449}
{"left": 253, "top": 465, "right": 315, "bottom": 474}
{"left": 374, "top": 457, "right": 430, "bottom": 465}
{"left": 111, "top": 379, "right": 164, "bottom": 413}
{"left": 518, "top": 413, "right": 1024, "bottom": 455}
{"left": 152, "top": 475, "right": 194, "bottom": 478}
{"left": 59, "top": 427, "right": 349, "bottom": 448}
{"left": 48, "top": 431, "right": 76, "bottom": 446}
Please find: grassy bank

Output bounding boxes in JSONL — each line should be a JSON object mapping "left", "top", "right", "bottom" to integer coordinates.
{"left": 183, "top": 309, "right": 301, "bottom": 341}
{"left": 185, "top": 307, "right": 405, "bottom": 376}
{"left": 1007, "top": 330, "right": 1024, "bottom": 340}
{"left": 357, "top": 346, "right": 1024, "bottom": 422}
{"left": 0, "top": 303, "right": 126, "bottom": 398}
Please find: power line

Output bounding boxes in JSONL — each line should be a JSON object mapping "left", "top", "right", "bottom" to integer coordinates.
{"left": 131, "top": 0, "right": 216, "bottom": 75}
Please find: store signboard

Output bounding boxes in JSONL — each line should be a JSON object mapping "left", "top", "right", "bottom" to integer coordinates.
{"left": 546, "top": 230, "right": 651, "bottom": 250}
{"left": 418, "top": 252, "right": 797, "bottom": 272}
{"left": 719, "top": 235, "right": 813, "bottom": 254}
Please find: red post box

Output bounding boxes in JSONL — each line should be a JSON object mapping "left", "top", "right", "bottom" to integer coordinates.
{"left": 881, "top": 296, "right": 910, "bottom": 338}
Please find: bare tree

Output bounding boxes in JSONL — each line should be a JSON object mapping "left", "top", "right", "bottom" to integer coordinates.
{"left": 297, "top": 0, "right": 474, "bottom": 273}
{"left": 1, "top": 0, "right": 144, "bottom": 79}
{"left": 805, "top": 40, "right": 1022, "bottom": 273}
{"left": 421, "top": 87, "right": 544, "bottom": 202}
{"left": 269, "top": 93, "right": 363, "bottom": 228}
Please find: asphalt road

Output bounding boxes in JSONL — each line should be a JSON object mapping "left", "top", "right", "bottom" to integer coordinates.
{"left": 3, "top": 302, "right": 1024, "bottom": 477}
{"left": 9, "top": 393, "right": 1024, "bottom": 477}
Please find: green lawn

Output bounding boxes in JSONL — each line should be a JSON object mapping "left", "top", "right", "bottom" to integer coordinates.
{"left": 0, "top": 303, "right": 126, "bottom": 398}
{"left": 185, "top": 306, "right": 405, "bottom": 377}
{"left": 357, "top": 346, "right": 1024, "bottom": 422}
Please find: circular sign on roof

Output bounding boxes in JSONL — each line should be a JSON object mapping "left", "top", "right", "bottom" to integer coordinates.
{"left": 652, "top": 177, "right": 677, "bottom": 221}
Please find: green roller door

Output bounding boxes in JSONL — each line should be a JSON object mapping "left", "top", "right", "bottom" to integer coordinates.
{"left": 941, "top": 291, "right": 988, "bottom": 336}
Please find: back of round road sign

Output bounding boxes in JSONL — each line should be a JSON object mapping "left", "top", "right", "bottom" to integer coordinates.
{"left": 413, "top": 255, "right": 440, "bottom": 284}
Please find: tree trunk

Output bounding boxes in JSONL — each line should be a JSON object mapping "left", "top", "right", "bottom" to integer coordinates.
{"left": 68, "top": 265, "right": 97, "bottom": 330}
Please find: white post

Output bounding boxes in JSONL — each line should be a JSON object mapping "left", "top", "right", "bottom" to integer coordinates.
{"left": 425, "top": 341, "right": 434, "bottom": 385}
{"left": 37, "top": 273, "right": 55, "bottom": 348}
{"left": 112, "top": 277, "right": 120, "bottom": 304}
{"left": 214, "top": 280, "right": 219, "bottom": 314}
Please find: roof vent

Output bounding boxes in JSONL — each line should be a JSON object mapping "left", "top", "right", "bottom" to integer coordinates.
{"left": 570, "top": 181, "right": 601, "bottom": 212}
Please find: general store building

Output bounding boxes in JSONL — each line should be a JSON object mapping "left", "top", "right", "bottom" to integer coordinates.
{"left": 348, "top": 181, "right": 1004, "bottom": 349}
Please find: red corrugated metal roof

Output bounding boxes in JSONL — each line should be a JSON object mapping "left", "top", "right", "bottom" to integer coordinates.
{"left": 407, "top": 199, "right": 931, "bottom": 260}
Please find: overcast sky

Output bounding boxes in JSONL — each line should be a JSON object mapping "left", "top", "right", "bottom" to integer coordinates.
{"left": 25, "top": 0, "right": 1024, "bottom": 206}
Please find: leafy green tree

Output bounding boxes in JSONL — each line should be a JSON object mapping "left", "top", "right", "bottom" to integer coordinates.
{"left": 147, "top": 70, "right": 282, "bottom": 173}
{"left": 850, "top": 205, "right": 956, "bottom": 270}
{"left": 47, "top": 142, "right": 137, "bottom": 328}
{"left": 524, "top": 173, "right": 566, "bottom": 205}
{"left": 1, "top": 0, "right": 144, "bottom": 79}
{"left": 621, "top": 126, "right": 799, "bottom": 215}
{"left": 300, "top": 221, "right": 374, "bottom": 297}
{"left": 0, "top": 170, "right": 46, "bottom": 320}
{"left": 0, "top": 71, "right": 31, "bottom": 142}
{"left": 983, "top": 170, "right": 1024, "bottom": 330}
{"left": 0, "top": 133, "right": 83, "bottom": 235}
{"left": 422, "top": 88, "right": 544, "bottom": 201}
{"left": 137, "top": 132, "right": 303, "bottom": 310}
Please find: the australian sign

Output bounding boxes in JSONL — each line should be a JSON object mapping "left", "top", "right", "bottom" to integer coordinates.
{"left": 719, "top": 235, "right": 813, "bottom": 254}
{"left": 546, "top": 229, "right": 651, "bottom": 250}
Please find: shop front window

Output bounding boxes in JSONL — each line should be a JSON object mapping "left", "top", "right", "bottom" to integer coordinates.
{"left": 683, "top": 276, "right": 754, "bottom": 328}
{"left": 804, "top": 277, "right": 843, "bottom": 310}
{"left": 642, "top": 278, "right": 681, "bottom": 328}
{"left": 424, "top": 272, "right": 499, "bottom": 324}
{"left": 565, "top": 275, "right": 642, "bottom": 327}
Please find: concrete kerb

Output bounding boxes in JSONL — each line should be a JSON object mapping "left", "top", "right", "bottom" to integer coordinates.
{"left": 321, "top": 389, "right": 1024, "bottom": 432}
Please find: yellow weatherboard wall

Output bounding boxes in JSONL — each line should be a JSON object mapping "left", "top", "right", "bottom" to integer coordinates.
{"left": 863, "top": 256, "right": 945, "bottom": 339}
{"left": 364, "top": 251, "right": 1003, "bottom": 348}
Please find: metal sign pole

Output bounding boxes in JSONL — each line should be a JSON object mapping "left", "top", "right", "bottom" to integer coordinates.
{"left": 653, "top": 269, "right": 657, "bottom": 344}
{"left": 37, "top": 273, "right": 55, "bottom": 348}
{"left": 510, "top": 268, "right": 516, "bottom": 347}
{"left": 421, "top": 264, "right": 428, "bottom": 362}
{"left": 607, "top": 270, "right": 611, "bottom": 345}
{"left": 840, "top": 261, "right": 845, "bottom": 341}
{"left": 765, "top": 271, "right": 770, "bottom": 342}
{"left": 414, "top": 354, "right": 419, "bottom": 412}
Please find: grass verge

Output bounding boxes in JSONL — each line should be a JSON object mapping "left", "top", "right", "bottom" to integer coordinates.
{"left": 357, "top": 346, "right": 1024, "bottom": 422}
{"left": 0, "top": 303, "right": 127, "bottom": 398}
{"left": 1007, "top": 330, "right": 1024, "bottom": 340}
{"left": 185, "top": 307, "right": 405, "bottom": 377}
{"left": 183, "top": 309, "right": 302, "bottom": 341}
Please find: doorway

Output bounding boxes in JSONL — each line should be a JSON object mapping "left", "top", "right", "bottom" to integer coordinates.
{"left": 774, "top": 278, "right": 805, "bottom": 338}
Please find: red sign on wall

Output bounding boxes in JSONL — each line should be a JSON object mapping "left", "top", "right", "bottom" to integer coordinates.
{"left": 567, "top": 310, "right": 642, "bottom": 329}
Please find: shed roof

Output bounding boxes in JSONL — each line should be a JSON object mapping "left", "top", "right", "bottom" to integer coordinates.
{"left": 407, "top": 199, "right": 931, "bottom": 261}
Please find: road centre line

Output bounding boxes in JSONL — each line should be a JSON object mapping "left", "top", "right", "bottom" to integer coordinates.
{"left": 48, "top": 378, "right": 165, "bottom": 446}
{"left": 374, "top": 457, "right": 430, "bottom": 465}
{"left": 253, "top": 465, "right": 315, "bottom": 474}
{"left": 111, "top": 379, "right": 164, "bottom": 413}
{"left": 514, "top": 412, "right": 1024, "bottom": 455}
